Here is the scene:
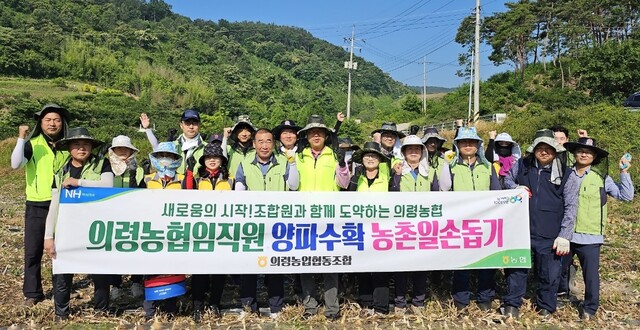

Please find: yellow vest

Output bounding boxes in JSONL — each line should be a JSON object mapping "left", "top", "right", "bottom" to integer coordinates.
{"left": 145, "top": 173, "right": 185, "bottom": 189}
{"left": 24, "top": 135, "right": 69, "bottom": 201}
{"left": 297, "top": 147, "right": 339, "bottom": 191}
{"left": 197, "top": 176, "right": 233, "bottom": 190}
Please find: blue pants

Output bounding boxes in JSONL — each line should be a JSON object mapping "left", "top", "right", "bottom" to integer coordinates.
{"left": 452, "top": 269, "right": 495, "bottom": 306}
{"left": 502, "top": 237, "right": 561, "bottom": 312}
{"left": 572, "top": 243, "right": 601, "bottom": 315}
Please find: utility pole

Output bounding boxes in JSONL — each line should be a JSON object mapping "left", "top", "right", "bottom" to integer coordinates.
{"left": 473, "top": 0, "right": 481, "bottom": 125}
{"left": 420, "top": 56, "right": 432, "bottom": 115}
{"left": 344, "top": 26, "right": 359, "bottom": 119}
{"left": 423, "top": 56, "right": 427, "bottom": 114}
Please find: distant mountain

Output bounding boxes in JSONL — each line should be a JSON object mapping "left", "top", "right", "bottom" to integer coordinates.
{"left": 406, "top": 86, "right": 455, "bottom": 94}
{"left": 0, "top": 0, "right": 414, "bottom": 128}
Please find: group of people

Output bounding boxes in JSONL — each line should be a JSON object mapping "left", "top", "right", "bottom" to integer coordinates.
{"left": 10, "top": 104, "right": 634, "bottom": 322}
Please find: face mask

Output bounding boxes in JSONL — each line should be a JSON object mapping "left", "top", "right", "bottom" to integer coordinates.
{"left": 158, "top": 157, "right": 175, "bottom": 167}
{"left": 496, "top": 145, "right": 512, "bottom": 157}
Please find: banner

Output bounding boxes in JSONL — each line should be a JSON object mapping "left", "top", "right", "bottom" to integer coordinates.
{"left": 53, "top": 187, "right": 531, "bottom": 274}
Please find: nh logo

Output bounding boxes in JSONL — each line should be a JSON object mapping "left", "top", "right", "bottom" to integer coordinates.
{"left": 65, "top": 189, "right": 82, "bottom": 199}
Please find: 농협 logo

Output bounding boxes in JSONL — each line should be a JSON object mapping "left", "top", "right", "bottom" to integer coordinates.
{"left": 257, "top": 256, "right": 268, "bottom": 268}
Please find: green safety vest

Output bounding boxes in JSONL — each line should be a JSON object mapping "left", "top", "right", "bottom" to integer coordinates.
{"left": 574, "top": 170, "right": 607, "bottom": 235}
{"left": 113, "top": 167, "right": 145, "bottom": 188}
{"left": 399, "top": 170, "right": 431, "bottom": 192}
{"left": 173, "top": 138, "right": 206, "bottom": 176}
{"left": 24, "top": 135, "right": 69, "bottom": 202}
{"left": 54, "top": 157, "right": 104, "bottom": 188}
{"left": 355, "top": 174, "right": 388, "bottom": 192}
{"left": 450, "top": 161, "right": 492, "bottom": 191}
{"left": 297, "top": 147, "right": 340, "bottom": 191}
{"left": 227, "top": 145, "right": 256, "bottom": 178}
{"left": 241, "top": 154, "right": 288, "bottom": 191}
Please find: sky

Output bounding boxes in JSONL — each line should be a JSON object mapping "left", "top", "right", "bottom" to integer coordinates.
{"left": 164, "top": 0, "right": 511, "bottom": 88}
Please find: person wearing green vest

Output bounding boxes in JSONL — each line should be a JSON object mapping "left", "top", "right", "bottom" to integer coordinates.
{"left": 563, "top": 137, "right": 634, "bottom": 320}
{"left": 42, "top": 127, "right": 114, "bottom": 321}
{"left": 10, "top": 104, "right": 70, "bottom": 306}
{"left": 554, "top": 127, "right": 589, "bottom": 300}
{"left": 234, "top": 128, "right": 298, "bottom": 319}
{"left": 106, "top": 135, "right": 146, "bottom": 301}
{"left": 447, "top": 127, "right": 501, "bottom": 313}
{"left": 346, "top": 142, "right": 391, "bottom": 316}
{"left": 388, "top": 135, "right": 451, "bottom": 314}
{"left": 224, "top": 115, "right": 257, "bottom": 178}
{"left": 296, "top": 115, "right": 349, "bottom": 320}
{"left": 140, "top": 109, "right": 207, "bottom": 176}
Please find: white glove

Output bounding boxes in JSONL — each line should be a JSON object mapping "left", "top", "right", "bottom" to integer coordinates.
{"left": 553, "top": 237, "right": 570, "bottom": 255}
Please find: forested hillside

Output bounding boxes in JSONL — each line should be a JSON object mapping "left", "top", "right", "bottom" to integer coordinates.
{"left": 0, "top": 0, "right": 417, "bottom": 142}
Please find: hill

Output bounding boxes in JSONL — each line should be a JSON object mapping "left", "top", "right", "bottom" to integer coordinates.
{"left": 406, "top": 86, "right": 455, "bottom": 94}
{"left": 0, "top": 0, "right": 420, "bottom": 142}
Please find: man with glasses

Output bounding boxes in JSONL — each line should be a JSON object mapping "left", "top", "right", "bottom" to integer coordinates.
{"left": 500, "top": 129, "right": 573, "bottom": 319}
{"left": 140, "top": 109, "right": 207, "bottom": 176}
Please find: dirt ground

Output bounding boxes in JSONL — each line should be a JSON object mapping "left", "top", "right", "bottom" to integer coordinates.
{"left": 1, "top": 157, "right": 640, "bottom": 329}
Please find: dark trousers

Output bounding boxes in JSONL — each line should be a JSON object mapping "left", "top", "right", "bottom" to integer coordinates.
{"left": 143, "top": 297, "right": 178, "bottom": 318}
{"left": 92, "top": 274, "right": 120, "bottom": 311}
{"left": 191, "top": 274, "right": 225, "bottom": 311}
{"left": 53, "top": 274, "right": 74, "bottom": 317}
{"left": 558, "top": 250, "right": 577, "bottom": 294}
{"left": 452, "top": 269, "right": 495, "bottom": 306}
{"left": 358, "top": 272, "right": 390, "bottom": 314}
{"left": 300, "top": 273, "right": 340, "bottom": 316}
{"left": 394, "top": 271, "right": 427, "bottom": 307}
{"left": 573, "top": 243, "right": 601, "bottom": 315}
{"left": 240, "top": 274, "right": 284, "bottom": 313}
{"left": 24, "top": 203, "right": 49, "bottom": 300}
{"left": 502, "top": 237, "right": 561, "bottom": 312}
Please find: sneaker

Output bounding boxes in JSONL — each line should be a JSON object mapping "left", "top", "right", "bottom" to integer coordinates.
{"left": 209, "top": 305, "right": 222, "bottom": 318}
{"left": 23, "top": 297, "right": 44, "bottom": 307}
{"left": 269, "top": 312, "right": 281, "bottom": 320}
{"left": 326, "top": 313, "right": 341, "bottom": 321}
{"left": 454, "top": 301, "right": 468, "bottom": 311}
{"left": 55, "top": 315, "right": 69, "bottom": 322}
{"left": 192, "top": 309, "right": 202, "bottom": 323}
{"left": 130, "top": 283, "right": 144, "bottom": 299}
{"left": 537, "top": 308, "right": 551, "bottom": 320}
{"left": 477, "top": 301, "right": 492, "bottom": 312}
{"left": 110, "top": 287, "right": 122, "bottom": 301}
{"left": 581, "top": 311, "right": 594, "bottom": 321}
{"left": 360, "top": 308, "right": 375, "bottom": 317}
{"left": 394, "top": 307, "right": 411, "bottom": 315}
{"left": 500, "top": 306, "right": 520, "bottom": 319}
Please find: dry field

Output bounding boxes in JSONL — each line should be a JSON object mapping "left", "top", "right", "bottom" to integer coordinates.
{"left": 1, "top": 138, "right": 639, "bottom": 329}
